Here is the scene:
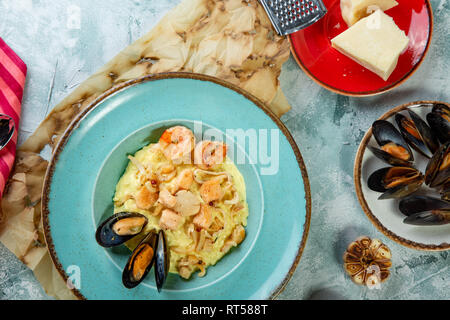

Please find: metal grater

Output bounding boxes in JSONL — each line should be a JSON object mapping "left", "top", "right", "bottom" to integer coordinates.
{"left": 260, "top": 0, "right": 327, "bottom": 36}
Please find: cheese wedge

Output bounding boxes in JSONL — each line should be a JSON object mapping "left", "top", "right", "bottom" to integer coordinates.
{"left": 331, "top": 10, "right": 409, "bottom": 81}
{"left": 341, "top": 0, "right": 398, "bottom": 26}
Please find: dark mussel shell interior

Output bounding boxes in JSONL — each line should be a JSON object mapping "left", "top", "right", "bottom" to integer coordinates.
{"left": 95, "top": 212, "right": 148, "bottom": 248}
{"left": 155, "top": 230, "right": 170, "bottom": 292}
{"left": 425, "top": 142, "right": 450, "bottom": 188}
{"left": 367, "top": 146, "right": 412, "bottom": 167}
{"left": 368, "top": 167, "right": 391, "bottom": 193}
{"left": 368, "top": 167, "right": 424, "bottom": 200}
{"left": 399, "top": 195, "right": 450, "bottom": 226}
{"left": 440, "top": 180, "right": 450, "bottom": 201}
{"left": 122, "top": 231, "right": 158, "bottom": 289}
{"left": 396, "top": 111, "right": 438, "bottom": 158}
{"left": 427, "top": 104, "right": 450, "bottom": 144}
{"left": 371, "top": 120, "right": 413, "bottom": 164}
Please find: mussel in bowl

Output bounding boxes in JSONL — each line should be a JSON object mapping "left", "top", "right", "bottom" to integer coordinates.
{"left": 399, "top": 195, "right": 450, "bottom": 226}
{"left": 369, "top": 120, "right": 414, "bottom": 166}
{"left": 424, "top": 142, "right": 450, "bottom": 188}
{"left": 95, "top": 212, "right": 148, "bottom": 247}
{"left": 365, "top": 103, "right": 450, "bottom": 228}
{"left": 395, "top": 110, "right": 438, "bottom": 159}
{"left": 368, "top": 166, "right": 424, "bottom": 200}
{"left": 426, "top": 104, "right": 450, "bottom": 144}
{"left": 439, "top": 180, "right": 450, "bottom": 201}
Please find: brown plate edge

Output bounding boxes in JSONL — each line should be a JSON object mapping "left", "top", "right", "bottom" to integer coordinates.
{"left": 41, "top": 72, "right": 312, "bottom": 300}
{"left": 353, "top": 100, "right": 450, "bottom": 252}
{"left": 287, "top": 0, "right": 434, "bottom": 97}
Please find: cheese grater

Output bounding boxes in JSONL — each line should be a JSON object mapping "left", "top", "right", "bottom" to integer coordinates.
{"left": 260, "top": 0, "right": 327, "bottom": 36}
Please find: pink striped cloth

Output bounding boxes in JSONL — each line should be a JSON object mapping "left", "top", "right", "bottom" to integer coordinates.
{"left": 0, "top": 38, "right": 27, "bottom": 197}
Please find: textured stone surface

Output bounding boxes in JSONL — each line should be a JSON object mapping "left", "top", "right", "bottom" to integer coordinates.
{"left": 0, "top": 0, "right": 449, "bottom": 300}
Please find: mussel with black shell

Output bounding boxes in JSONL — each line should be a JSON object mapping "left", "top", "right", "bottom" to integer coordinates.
{"left": 368, "top": 166, "right": 424, "bottom": 200}
{"left": 395, "top": 110, "right": 439, "bottom": 159}
{"left": 368, "top": 120, "right": 414, "bottom": 167}
{"left": 95, "top": 212, "right": 170, "bottom": 291}
{"left": 154, "top": 230, "right": 170, "bottom": 292}
{"left": 426, "top": 103, "right": 450, "bottom": 144}
{"left": 424, "top": 142, "right": 450, "bottom": 189}
{"left": 399, "top": 195, "right": 450, "bottom": 226}
{"left": 439, "top": 180, "right": 450, "bottom": 201}
{"left": 122, "top": 229, "right": 170, "bottom": 289}
{"left": 95, "top": 212, "right": 148, "bottom": 247}
{"left": 367, "top": 105, "right": 450, "bottom": 227}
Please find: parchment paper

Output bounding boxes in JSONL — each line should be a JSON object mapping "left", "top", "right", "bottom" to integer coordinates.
{"left": 0, "top": 0, "right": 291, "bottom": 299}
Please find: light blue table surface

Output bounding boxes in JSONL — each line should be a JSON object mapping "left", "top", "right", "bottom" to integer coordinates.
{"left": 0, "top": 0, "right": 449, "bottom": 300}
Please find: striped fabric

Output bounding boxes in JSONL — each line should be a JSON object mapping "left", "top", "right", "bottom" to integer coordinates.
{"left": 0, "top": 38, "right": 27, "bottom": 197}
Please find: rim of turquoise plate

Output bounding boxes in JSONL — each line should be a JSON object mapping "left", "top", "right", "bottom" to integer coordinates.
{"left": 41, "top": 72, "right": 312, "bottom": 300}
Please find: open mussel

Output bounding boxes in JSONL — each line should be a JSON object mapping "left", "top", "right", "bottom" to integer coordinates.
{"left": 395, "top": 110, "right": 438, "bottom": 159}
{"left": 123, "top": 231, "right": 157, "bottom": 289}
{"left": 368, "top": 166, "right": 424, "bottom": 200}
{"left": 427, "top": 104, "right": 450, "bottom": 144}
{"left": 369, "top": 120, "right": 413, "bottom": 166}
{"left": 122, "top": 229, "right": 170, "bottom": 290}
{"left": 399, "top": 195, "right": 450, "bottom": 226}
{"left": 96, "top": 212, "right": 148, "bottom": 247}
{"left": 424, "top": 142, "right": 450, "bottom": 188}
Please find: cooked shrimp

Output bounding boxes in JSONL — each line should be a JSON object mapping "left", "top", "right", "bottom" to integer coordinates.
{"left": 176, "top": 169, "right": 194, "bottom": 190}
{"left": 159, "top": 209, "right": 183, "bottom": 230}
{"left": 199, "top": 178, "right": 224, "bottom": 203}
{"left": 135, "top": 185, "right": 158, "bottom": 209}
{"left": 193, "top": 204, "right": 213, "bottom": 229}
{"left": 159, "top": 126, "right": 195, "bottom": 163}
{"left": 194, "top": 141, "right": 227, "bottom": 170}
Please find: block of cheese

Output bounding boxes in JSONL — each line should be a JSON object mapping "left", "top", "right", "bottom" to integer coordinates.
{"left": 341, "top": 0, "right": 398, "bottom": 26}
{"left": 331, "top": 10, "right": 409, "bottom": 81}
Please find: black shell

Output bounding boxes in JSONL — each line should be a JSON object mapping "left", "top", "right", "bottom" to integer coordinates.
{"left": 368, "top": 167, "right": 424, "bottom": 200}
{"left": 368, "top": 146, "right": 412, "bottom": 167}
{"left": 122, "top": 231, "right": 158, "bottom": 289}
{"left": 399, "top": 195, "right": 450, "bottom": 226}
{"left": 371, "top": 120, "right": 413, "bottom": 165}
{"left": 395, "top": 111, "right": 438, "bottom": 159}
{"left": 154, "top": 230, "right": 170, "bottom": 292}
{"left": 95, "top": 212, "right": 148, "bottom": 248}
{"left": 427, "top": 104, "right": 450, "bottom": 144}
{"left": 425, "top": 142, "right": 450, "bottom": 188}
{"left": 440, "top": 180, "right": 450, "bottom": 201}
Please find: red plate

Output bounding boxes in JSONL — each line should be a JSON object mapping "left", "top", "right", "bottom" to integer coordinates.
{"left": 289, "top": 0, "right": 433, "bottom": 96}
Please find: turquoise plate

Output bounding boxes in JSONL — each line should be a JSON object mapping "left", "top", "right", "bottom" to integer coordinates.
{"left": 42, "top": 73, "right": 311, "bottom": 300}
